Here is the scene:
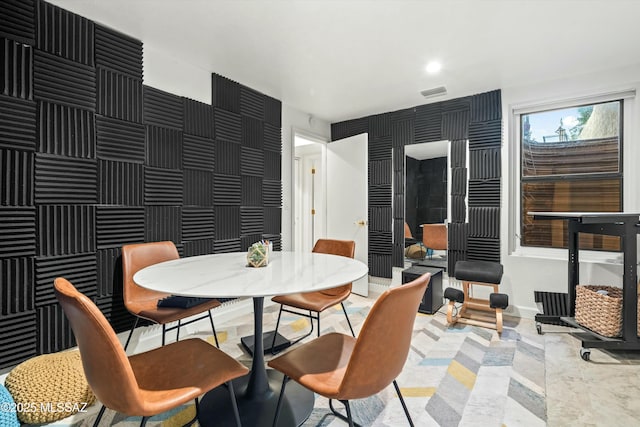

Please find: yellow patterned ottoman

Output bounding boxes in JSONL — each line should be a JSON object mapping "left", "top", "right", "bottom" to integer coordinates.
{"left": 4, "top": 350, "right": 96, "bottom": 424}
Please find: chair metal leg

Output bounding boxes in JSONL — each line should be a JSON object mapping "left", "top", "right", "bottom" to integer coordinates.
{"left": 92, "top": 404, "right": 107, "bottom": 427}
{"left": 393, "top": 380, "right": 414, "bottom": 426}
{"left": 341, "top": 302, "right": 356, "bottom": 337}
{"left": 175, "top": 319, "right": 182, "bottom": 342}
{"left": 274, "top": 307, "right": 316, "bottom": 352}
{"left": 272, "top": 375, "right": 289, "bottom": 427}
{"left": 227, "top": 381, "right": 242, "bottom": 427}
{"left": 208, "top": 311, "right": 220, "bottom": 348}
{"left": 316, "top": 311, "right": 320, "bottom": 338}
{"left": 329, "top": 399, "right": 361, "bottom": 427}
{"left": 124, "top": 317, "right": 139, "bottom": 351}
{"left": 271, "top": 305, "right": 284, "bottom": 354}
{"left": 139, "top": 416, "right": 149, "bottom": 427}
{"left": 162, "top": 324, "right": 166, "bottom": 346}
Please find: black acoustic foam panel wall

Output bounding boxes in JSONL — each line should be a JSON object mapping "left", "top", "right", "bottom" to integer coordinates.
{"left": 0, "top": 1, "right": 282, "bottom": 369}
{"left": 331, "top": 90, "right": 502, "bottom": 278}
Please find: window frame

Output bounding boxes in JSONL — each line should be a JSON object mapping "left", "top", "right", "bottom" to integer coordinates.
{"left": 510, "top": 89, "right": 635, "bottom": 260}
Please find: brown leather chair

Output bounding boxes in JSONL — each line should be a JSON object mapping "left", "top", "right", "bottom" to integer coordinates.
{"left": 122, "top": 241, "right": 222, "bottom": 350}
{"left": 54, "top": 277, "right": 248, "bottom": 427}
{"left": 269, "top": 272, "right": 431, "bottom": 426}
{"left": 271, "top": 239, "right": 356, "bottom": 352}
{"left": 421, "top": 223, "right": 447, "bottom": 259}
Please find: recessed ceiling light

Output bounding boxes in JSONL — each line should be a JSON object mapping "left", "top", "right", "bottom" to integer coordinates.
{"left": 425, "top": 61, "right": 442, "bottom": 74}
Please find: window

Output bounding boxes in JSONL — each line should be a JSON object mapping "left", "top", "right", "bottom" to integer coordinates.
{"left": 520, "top": 100, "right": 623, "bottom": 250}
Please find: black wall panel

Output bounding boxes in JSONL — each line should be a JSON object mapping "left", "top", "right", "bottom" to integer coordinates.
{"left": 1, "top": 38, "right": 33, "bottom": 99}
{"left": 0, "top": 1, "right": 283, "bottom": 369}
{"left": 33, "top": 49, "right": 95, "bottom": 111}
{"left": 0, "top": 207, "right": 36, "bottom": 257}
{"left": 1, "top": 257, "right": 34, "bottom": 315}
{"left": 96, "top": 68, "right": 143, "bottom": 122}
{"left": 332, "top": 90, "right": 501, "bottom": 277}
{"left": 36, "top": 1, "right": 93, "bottom": 65}
{"left": 467, "top": 237, "right": 500, "bottom": 262}
{"left": 94, "top": 24, "right": 142, "bottom": 79}
{"left": 369, "top": 207, "right": 392, "bottom": 232}
{"left": 1, "top": 149, "right": 33, "bottom": 206}
{"left": 0, "top": 96, "right": 37, "bottom": 151}
{"left": 469, "top": 207, "right": 500, "bottom": 239}
{"left": 96, "top": 116, "right": 145, "bottom": 162}
{"left": 0, "top": 0, "right": 36, "bottom": 45}
{"left": 143, "top": 86, "right": 183, "bottom": 129}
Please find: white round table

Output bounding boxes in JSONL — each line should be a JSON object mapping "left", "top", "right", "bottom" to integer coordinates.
{"left": 134, "top": 251, "right": 368, "bottom": 427}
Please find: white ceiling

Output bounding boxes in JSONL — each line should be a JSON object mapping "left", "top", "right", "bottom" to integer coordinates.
{"left": 50, "top": 0, "right": 640, "bottom": 123}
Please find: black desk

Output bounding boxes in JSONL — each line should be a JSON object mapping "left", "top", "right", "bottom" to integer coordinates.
{"left": 530, "top": 212, "right": 640, "bottom": 358}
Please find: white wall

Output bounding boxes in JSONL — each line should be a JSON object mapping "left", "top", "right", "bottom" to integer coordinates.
{"left": 281, "top": 107, "right": 331, "bottom": 250}
{"left": 501, "top": 63, "right": 640, "bottom": 318}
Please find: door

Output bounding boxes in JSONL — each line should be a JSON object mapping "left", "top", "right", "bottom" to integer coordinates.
{"left": 326, "top": 133, "right": 369, "bottom": 296}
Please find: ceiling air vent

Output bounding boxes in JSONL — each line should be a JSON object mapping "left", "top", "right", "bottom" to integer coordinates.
{"left": 420, "top": 86, "right": 447, "bottom": 98}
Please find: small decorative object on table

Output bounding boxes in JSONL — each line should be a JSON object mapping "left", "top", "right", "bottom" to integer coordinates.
{"left": 247, "top": 241, "right": 269, "bottom": 267}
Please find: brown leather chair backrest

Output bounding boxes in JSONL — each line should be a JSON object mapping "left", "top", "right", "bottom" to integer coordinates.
{"left": 122, "top": 241, "right": 179, "bottom": 310}
{"left": 422, "top": 224, "right": 447, "bottom": 250}
{"left": 54, "top": 277, "right": 145, "bottom": 414}
{"left": 339, "top": 273, "right": 430, "bottom": 400}
{"left": 313, "top": 239, "right": 356, "bottom": 297}
{"left": 404, "top": 222, "right": 413, "bottom": 239}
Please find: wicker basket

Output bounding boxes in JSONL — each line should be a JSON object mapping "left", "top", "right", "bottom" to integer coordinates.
{"left": 574, "top": 285, "right": 640, "bottom": 337}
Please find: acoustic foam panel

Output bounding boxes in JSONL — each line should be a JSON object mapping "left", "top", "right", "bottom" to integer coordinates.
{"left": 331, "top": 117, "right": 368, "bottom": 142}
{"left": 369, "top": 207, "right": 392, "bottom": 232}
{"left": 182, "top": 208, "right": 215, "bottom": 240}
{"left": 146, "top": 125, "right": 182, "bottom": 169}
{"left": 215, "top": 206, "right": 240, "bottom": 240}
{"left": 0, "top": 148, "right": 33, "bottom": 206}
{"left": 0, "top": 0, "right": 36, "bottom": 45}
{"left": 183, "top": 98, "right": 214, "bottom": 138}
{"left": 391, "top": 118, "right": 414, "bottom": 147}
{"left": 98, "top": 160, "right": 144, "bottom": 205}
{"left": 37, "top": 205, "right": 95, "bottom": 256}
{"left": 0, "top": 311, "right": 36, "bottom": 367}
{"left": 369, "top": 159, "right": 392, "bottom": 186}
{"left": 33, "top": 49, "right": 95, "bottom": 111}
{"left": 34, "top": 252, "right": 96, "bottom": 307}
{"left": 96, "top": 67, "right": 143, "bottom": 122}
{"left": 393, "top": 219, "right": 404, "bottom": 242}
{"left": 183, "top": 134, "right": 215, "bottom": 171}
{"left": 96, "top": 207, "right": 145, "bottom": 249}
{"left": 241, "top": 116, "right": 263, "bottom": 149}
{"left": 38, "top": 101, "right": 95, "bottom": 158}
{"left": 34, "top": 154, "right": 97, "bottom": 204}
{"left": 0, "top": 95, "right": 37, "bottom": 151}
{"left": 368, "top": 113, "right": 391, "bottom": 138}
{"left": 212, "top": 73, "right": 240, "bottom": 113}
{"left": 368, "top": 253, "right": 391, "bottom": 278}
{"left": 468, "top": 179, "right": 500, "bottom": 207}
{"left": 241, "top": 207, "right": 264, "bottom": 235}
{"left": 0, "top": 257, "right": 34, "bottom": 315}
{"left": 447, "top": 250, "right": 466, "bottom": 277}
{"left": 37, "top": 304, "right": 74, "bottom": 353}
{"left": 262, "top": 179, "right": 281, "bottom": 207}
{"left": 369, "top": 185, "right": 391, "bottom": 207}
{"left": 96, "top": 247, "right": 122, "bottom": 297}
{"left": 143, "top": 85, "right": 183, "bottom": 130}
{"left": 451, "top": 167, "right": 467, "bottom": 196}
{"left": 183, "top": 239, "right": 215, "bottom": 257}
{"left": 213, "top": 174, "right": 241, "bottom": 206}
{"left": 183, "top": 169, "right": 214, "bottom": 206}
{"left": 469, "top": 119, "right": 502, "bottom": 149}
{"left": 1, "top": 37, "right": 33, "bottom": 99}
{"left": 241, "top": 147, "right": 264, "bottom": 177}
{"left": 414, "top": 103, "right": 443, "bottom": 144}
{"left": 471, "top": 90, "right": 502, "bottom": 123}
{"left": 469, "top": 207, "right": 500, "bottom": 239}
{"left": 0, "top": 207, "right": 36, "bottom": 257}
{"left": 263, "top": 151, "right": 281, "bottom": 180}
{"left": 264, "top": 207, "right": 281, "bottom": 234}
{"left": 262, "top": 234, "right": 281, "bottom": 251}
{"left": 144, "top": 167, "right": 183, "bottom": 205}
{"left": 393, "top": 194, "right": 403, "bottom": 219}
{"left": 94, "top": 24, "right": 142, "bottom": 79}
{"left": 242, "top": 175, "right": 263, "bottom": 206}
{"left": 214, "top": 108, "right": 241, "bottom": 143}
{"left": 442, "top": 109, "right": 470, "bottom": 141}
{"left": 36, "top": 1, "right": 94, "bottom": 66}
{"left": 96, "top": 116, "right": 145, "bottom": 162}
{"left": 241, "top": 234, "right": 262, "bottom": 251}
{"left": 95, "top": 295, "right": 131, "bottom": 332}
{"left": 393, "top": 170, "right": 404, "bottom": 196}
{"left": 470, "top": 148, "right": 501, "bottom": 180}
{"left": 144, "top": 206, "right": 181, "bottom": 243}
{"left": 213, "top": 239, "right": 241, "bottom": 253}
{"left": 215, "top": 140, "right": 239, "bottom": 175}
{"left": 450, "top": 139, "right": 467, "bottom": 168}
{"left": 369, "top": 232, "right": 392, "bottom": 254}
{"left": 448, "top": 223, "right": 468, "bottom": 251}
{"left": 263, "top": 95, "right": 282, "bottom": 127}
{"left": 467, "top": 238, "right": 500, "bottom": 262}
{"left": 368, "top": 135, "right": 392, "bottom": 162}
{"left": 263, "top": 123, "right": 281, "bottom": 152}
{"left": 240, "top": 86, "right": 265, "bottom": 121}
{"left": 451, "top": 195, "right": 467, "bottom": 224}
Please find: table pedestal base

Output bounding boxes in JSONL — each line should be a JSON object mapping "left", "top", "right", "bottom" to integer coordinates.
{"left": 241, "top": 330, "right": 291, "bottom": 355}
{"left": 198, "top": 369, "right": 314, "bottom": 427}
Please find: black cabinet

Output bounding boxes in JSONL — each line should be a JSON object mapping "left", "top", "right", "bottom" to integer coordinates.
{"left": 402, "top": 266, "right": 443, "bottom": 314}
